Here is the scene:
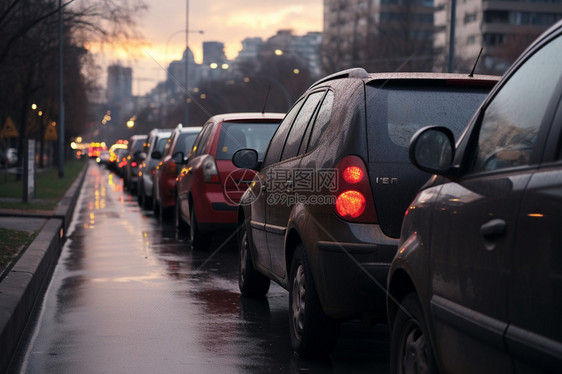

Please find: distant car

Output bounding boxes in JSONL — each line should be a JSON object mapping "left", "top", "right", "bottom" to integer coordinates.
{"left": 123, "top": 134, "right": 148, "bottom": 193}
{"left": 233, "top": 69, "right": 499, "bottom": 358}
{"left": 387, "top": 21, "right": 562, "bottom": 373}
{"left": 137, "top": 129, "right": 172, "bottom": 209}
{"left": 153, "top": 125, "right": 202, "bottom": 220}
{"left": 175, "top": 112, "right": 284, "bottom": 249}
{"left": 97, "top": 150, "right": 111, "bottom": 165}
{"left": 108, "top": 143, "right": 128, "bottom": 175}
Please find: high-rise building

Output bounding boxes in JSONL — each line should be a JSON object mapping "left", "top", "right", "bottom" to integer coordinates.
{"left": 263, "top": 30, "right": 323, "bottom": 78}
{"left": 106, "top": 64, "right": 132, "bottom": 102}
{"left": 167, "top": 47, "right": 200, "bottom": 94}
{"left": 435, "top": 0, "right": 562, "bottom": 74}
{"left": 322, "top": 0, "right": 435, "bottom": 74}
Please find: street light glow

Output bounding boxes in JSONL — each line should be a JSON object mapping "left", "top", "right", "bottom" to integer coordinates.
{"left": 275, "top": 49, "right": 284, "bottom": 56}
{"left": 31, "top": 103, "right": 37, "bottom": 110}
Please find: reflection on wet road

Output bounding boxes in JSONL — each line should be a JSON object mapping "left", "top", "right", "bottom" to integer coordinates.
{"left": 15, "top": 163, "right": 389, "bottom": 373}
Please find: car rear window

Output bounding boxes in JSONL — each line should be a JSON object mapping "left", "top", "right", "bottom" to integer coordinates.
{"left": 366, "top": 83, "right": 491, "bottom": 162}
{"left": 216, "top": 121, "right": 280, "bottom": 160}
{"left": 155, "top": 136, "right": 170, "bottom": 153}
{"left": 177, "top": 133, "right": 199, "bottom": 154}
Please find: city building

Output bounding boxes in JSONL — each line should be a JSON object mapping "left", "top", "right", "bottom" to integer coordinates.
{"left": 435, "top": 0, "right": 562, "bottom": 74}
{"left": 263, "top": 30, "right": 323, "bottom": 78}
{"left": 322, "top": 0, "right": 435, "bottom": 74}
{"left": 106, "top": 64, "right": 132, "bottom": 103}
{"left": 202, "top": 41, "right": 229, "bottom": 80}
{"left": 167, "top": 47, "right": 201, "bottom": 94}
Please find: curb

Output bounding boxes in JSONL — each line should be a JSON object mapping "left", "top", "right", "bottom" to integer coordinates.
{"left": 0, "top": 162, "right": 88, "bottom": 374}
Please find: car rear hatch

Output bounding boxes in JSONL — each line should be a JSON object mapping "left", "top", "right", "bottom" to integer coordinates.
{"left": 365, "top": 79, "right": 495, "bottom": 238}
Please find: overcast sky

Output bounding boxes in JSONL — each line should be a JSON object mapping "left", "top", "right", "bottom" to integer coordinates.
{"left": 97, "top": 0, "right": 323, "bottom": 95}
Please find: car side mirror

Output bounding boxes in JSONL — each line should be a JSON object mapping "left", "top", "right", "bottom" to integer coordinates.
{"left": 172, "top": 151, "right": 184, "bottom": 164}
{"left": 151, "top": 150, "right": 162, "bottom": 160}
{"left": 138, "top": 152, "right": 147, "bottom": 161}
{"left": 409, "top": 126, "right": 455, "bottom": 175}
{"left": 232, "top": 148, "right": 259, "bottom": 170}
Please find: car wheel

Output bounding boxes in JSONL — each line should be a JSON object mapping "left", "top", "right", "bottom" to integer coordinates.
{"left": 390, "top": 293, "right": 437, "bottom": 374}
{"left": 141, "top": 185, "right": 152, "bottom": 210}
{"left": 189, "top": 206, "right": 209, "bottom": 250}
{"left": 289, "top": 244, "right": 340, "bottom": 358}
{"left": 137, "top": 183, "right": 143, "bottom": 205}
{"left": 152, "top": 188, "right": 160, "bottom": 218}
{"left": 175, "top": 195, "right": 188, "bottom": 233}
{"left": 238, "top": 222, "right": 270, "bottom": 297}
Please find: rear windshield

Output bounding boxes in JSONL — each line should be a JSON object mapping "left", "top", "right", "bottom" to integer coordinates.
{"left": 177, "top": 133, "right": 199, "bottom": 155}
{"left": 216, "top": 121, "right": 280, "bottom": 160}
{"left": 131, "top": 138, "right": 146, "bottom": 153}
{"left": 155, "top": 136, "right": 170, "bottom": 153}
{"left": 366, "top": 83, "right": 491, "bottom": 162}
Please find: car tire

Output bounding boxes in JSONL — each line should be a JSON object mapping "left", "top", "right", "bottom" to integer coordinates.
{"left": 390, "top": 293, "right": 437, "bottom": 374}
{"left": 175, "top": 195, "right": 188, "bottom": 233}
{"left": 152, "top": 187, "right": 161, "bottom": 219}
{"left": 288, "top": 244, "right": 340, "bottom": 358}
{"left": 238, "top": 222, "right": 270, "bottom": 298}
{"left": 189, "top": 206, "right": 209, "bottom": 250}
{"left": 141, "top": 184, "right": 152, "bottom": 210}
{"left": 137, "top": 182, "right": 143, "bottom": 205}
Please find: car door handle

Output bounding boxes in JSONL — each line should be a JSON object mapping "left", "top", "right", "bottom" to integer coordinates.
{"left": 480, "top": 219, "right": 506, "bottom": 240}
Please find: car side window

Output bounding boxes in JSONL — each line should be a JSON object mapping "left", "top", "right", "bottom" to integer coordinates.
{"left": 262, "top": 99, "right": 304, "bottom": 167}
{"left": 281, "top": 91, "right": 324, "bottom": 160}
{"left": 472, "top": 35, "right": 562, "bottom": 173}
{"left": 191, "top": 123, "right": 213, "bottom": 158}
{"left": 306, "top": 90, "right": 334, "bottom": 151}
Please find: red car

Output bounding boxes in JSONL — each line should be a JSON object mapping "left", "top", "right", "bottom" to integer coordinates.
{"left": 153, "top": 125, "right": 202, "bottom": 220}
{"left": 175, "top": 112, "right": 284, "bottom": 249}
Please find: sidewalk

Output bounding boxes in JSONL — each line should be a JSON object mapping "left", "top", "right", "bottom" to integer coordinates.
{"left": 0, "top": 163, "right": 88, "bottom": 374}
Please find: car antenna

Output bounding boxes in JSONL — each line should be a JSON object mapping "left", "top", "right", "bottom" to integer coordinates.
{"left": 469, "top": 48, "right": 483, "bottom": 77}
{"left": 261, "top": 85, "right": 271, "bottom": 114}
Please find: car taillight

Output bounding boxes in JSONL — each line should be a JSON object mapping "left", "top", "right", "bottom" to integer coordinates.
{"left": 131, "top": 161, "right": 137, "bottom": 168}
{"left": 164, "top": 160, "right": 177, "bottom": 175}
{"left": 333, "top": 156, "right": 377, "bottom": 223}
{"left": 203, "top": 158, "right": 220, "bottom": 183}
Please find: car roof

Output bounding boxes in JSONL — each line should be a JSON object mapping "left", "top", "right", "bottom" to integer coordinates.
{"left": 366, "top": 72, "right": 500, "bottom": 84}
{"left": 207, "top": 112, "right": 285, "bottom": 123}
{"left": 308, "top": 68, "right": 499, "bottom": 90}
{"left": 179, "top": 126, "right": 203, "bottom": 133}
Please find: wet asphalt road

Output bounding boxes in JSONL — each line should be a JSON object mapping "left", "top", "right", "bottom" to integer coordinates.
{"left": 13, "top": 162, "right": 390, "bottom": 373}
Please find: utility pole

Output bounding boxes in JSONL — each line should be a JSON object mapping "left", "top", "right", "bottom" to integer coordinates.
{"left": 58, "top": 0, "right": 65, "bottom": 177}
{"left": 184, "top": 0, "right": 190, "bottom": 127}
{"left": 448, "top": 0, "right": 457, "bottom": 73}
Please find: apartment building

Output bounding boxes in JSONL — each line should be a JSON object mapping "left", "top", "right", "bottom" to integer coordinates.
{"left": 435, "top": 0, "right": 562, "bottom": 73}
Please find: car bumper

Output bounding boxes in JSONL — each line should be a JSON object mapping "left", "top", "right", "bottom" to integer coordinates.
{"left": 193, "top": 187, "right": 239, "bottom": 226}
{"left": 313, "top": 225, "right": 398, "bottom": 321}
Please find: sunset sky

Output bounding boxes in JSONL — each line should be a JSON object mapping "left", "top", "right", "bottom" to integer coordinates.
{"left": 96, "top": 0, "right": 323, "bottom": 95}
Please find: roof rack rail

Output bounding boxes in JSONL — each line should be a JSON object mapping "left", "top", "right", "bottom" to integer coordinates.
{"left": 309, "top": 67, "right": 369, "bottom": 88}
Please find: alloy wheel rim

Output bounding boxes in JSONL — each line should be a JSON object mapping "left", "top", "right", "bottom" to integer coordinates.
{"left": 400, "top": 320, "right": 430, "bottom": 374}
{"left": 291, "top": 264, "right": 306, "bottom": 340}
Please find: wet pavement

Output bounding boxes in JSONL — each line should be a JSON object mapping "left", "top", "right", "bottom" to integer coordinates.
{"left": 12, "top": 163, "right": 390, "bottom": 373}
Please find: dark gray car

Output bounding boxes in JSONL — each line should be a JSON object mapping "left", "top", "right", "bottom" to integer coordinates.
{"left": 233, "top": 69, "right": 499, "bottom": 358}
{"left": 388, "top": 20, "right": 562, "bottom": 374}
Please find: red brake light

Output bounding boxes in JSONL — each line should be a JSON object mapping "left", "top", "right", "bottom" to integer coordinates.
{"left": 343, "top": 166, "right": 363, "bottom": 184}
{"left": 334, "top": 156, "right": 377, "bottom": 223}
{"left": 131, "top": 161, "right": 137, "bottom": 168}
{"left": 336, "top": 191, "right": 366, "bottom": 218}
